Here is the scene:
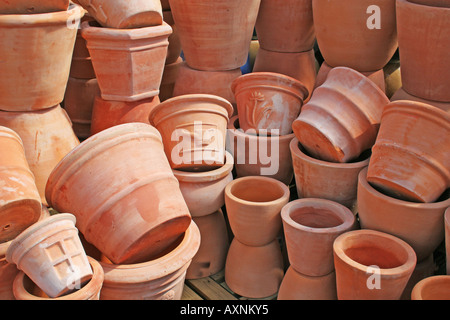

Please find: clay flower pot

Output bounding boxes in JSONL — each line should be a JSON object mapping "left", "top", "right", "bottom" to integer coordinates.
{"left": 81, "top": 20, "right": 172, "bottom": 102}
{"left": 391, "top": 87, "right": 450, "bottom": 114}
{"left": 225, "top": 176, "right": 290, "bottom": 247}
{"left": 397, "top": 0, "right": 450, "bottom": 102}
{"left": 0, "top": 127, "right": 42, "bottom": 243}
{"left": 255, "top": 0, "right": 315, "bottom": 53}
{"left": 290, "top": 138, "right": 371, "bottom": 210}
{"left": 313, "top": 0, "right": 398, "bottom": 72}
{"left": 173, "top": 152, "right": 234, "bottom": 217}
{"left": 292, "top": 67, "right": 389, "bottom": 163}
{"left": 367, "top": 101, "right": 450, "bottom": 203}
{"left": 149, "top": 94, "right": 234, "bottom": 171}
{"left": 70, "top": 15, "right": 96, "bottom": 80}
{"left": 333, "top": 229, "right": 417, "bottom": 300}
{"left": 6, "top": 214, "right": 93, "bottom": 298}
{"left": 0, "top": 0, "right": 69, "bottom": 14}
{"left": 99, "top": 221, "right": 200, "bottom": 300}
{"left": 446, "top": 208, "right": 450, "bottom": 275}
{"left": 169, "top": 0, "right": 261, "bottom": 71}
{"left": 231, "top": 72, "right": 309, "bottom": 136}
{"left": 45, "top": 123, "right": 192, "bottom": 265}
{"left": 411, "top": 276, "right": 450, "bottom": 300}
{"left": 0, "top": 4, "right": 85, "bottom": 111}
{"left": 358, "top": 168, "right": 450, "bottom": 263}
{"left": 160, "top": 57, "right": 183, "bottom": 102}
{"left": 0, "top": 105, "right": 80, "bottom": 206}
{"left": 401, "top": 254, "right": 435, "bottom": 300}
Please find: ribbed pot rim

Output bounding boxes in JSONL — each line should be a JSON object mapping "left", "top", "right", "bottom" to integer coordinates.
{"left": 411, "top": 275, "right": 450, "bottom": 300}
{"left": 0, "top": 126, "right": 24, "bottom": 146}
{"left": 382, "top": 100, "right": 450, "bottom": 127}
{"left": 228, "top": 116, "right": 295, "bottom": 142}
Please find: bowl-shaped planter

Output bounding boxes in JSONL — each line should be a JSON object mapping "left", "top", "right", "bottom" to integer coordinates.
{"left": 293, "top": 67, "right": 389, "bottom": 163}
{"left": 0, "top": 0, "right": 69, "bottom": 14}
{"left": 0, "top": 4, "right": 84, "bottom": 111}
{"left": 367, "top": 101, "right": 450, "bottom": 203}
{"left": 45, "top": 123, "right": 192, "bottom": 265}
{"left": 411, "top": 275, "right": 450, "bottom": 300}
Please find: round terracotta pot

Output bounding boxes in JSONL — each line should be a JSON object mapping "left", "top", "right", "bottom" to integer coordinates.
{"left": 313, "top": 0, "right": 398, "bottom": 72}
{"left": 231, "top": 72, "right": 309, "bottom": 136}
{"left": 411, "top": 275, "right": 450, "bottom": 300}
{"left": 173, "top": 152, "right": 234, "bottom": 217}
{"left": 278, "top": 267, "right": 337, "bottom": 300}
{"left": 255, "top": 0, "right": 315, "bottom": 53}
{"left": 401, "top": 254, "right": 435, "bottom": 300}
{"left": 391, "top": 87, "right": 450, "bottom": 114}
{"left": 397, "top": 0, "right": 450, "bottom": 102}
{"left": 169, "top": 0, "right": 261, "bottom": 71}
{"left": 333, "top": 229, "right": 417, "bottom": 300}
{"left": 99, "top": 221, "right": 200, "bottom": 300}
{"left": 81, "top": 20, "right": 172, "bottom": 102}
{"left": 292, "top": 67, "right": 389, "bottom": 163}
{"left": 367, "top": 100, "right": 450, "bottom": 203}
{"left": 0, "top": 105, "right": 80, "bottom": 206}
{"left": 446, "top": 208, "right": 450, "bottom": 275}
{"left": 0, "top": 127, "right": 42, "bottom": 243}
{"left": 162, "top": 9, "right": 182, "bottom": 65}
{"left": 160, "top": 57, "right": 183, "bottom": 102}
{"left": 0, "top": 0, "right": 69, "bottom": 14}
{"left": 0, "top": 4, "right": 84, "bottom": 111}
{"left": 226, "top": 116, "right": 295, "bottom": 185}
{"left": 45, "top": 123, "right": 192, "bottom": 265}
{"left": 149, "top": 94, "right": 234, "bottom": 171}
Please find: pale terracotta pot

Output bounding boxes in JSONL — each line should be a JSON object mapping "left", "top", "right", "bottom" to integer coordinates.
{"left": 149, "top": 94, "right": 234, "bottom": 171}
{"left": 226, "top": 116, "right": 295, "bottom": 185}
{"left": 367, "top": 101, "right": 450, "bottom": 203}
{"left": 173, "top": 152, "right": 234, "bottom": 217}
{"left": 99, "top": 221, "right": 200, "bottom": 300}
{"left": 333, "top": 229, "right": 417, "bottom": 300}
{"left": 0, "top": 4, "right": 84, "bottom": 111}
{"left": 255, "top": 0, "right": 315, "bottom": 53}
{"left": 70, "top": 15, "right": 96, "bottom": 80}
{"left": 160, "top": 57, "right": 183, "bottom": 102}
{"left": 391, "top": 87, "right": 450, "bottom": 114}
{"left": 292, "top": 67, "right": 389, "bottom": 163}
{"left": 0, "top": 0, "right": 69, "bottom": 14}
{"left": 313, "top": 0, "right": 398, "bottom": 72}
{"left": 446, "top": 208, "right": 450, "bottom": 275}
{"left": 401, "top": 254, "right": 435, "bottom": 300}
{"left": 232, "top": 72, "right": 308, "bottom": 136}
{"left": 81, "top": 20, "right": 172, "bottom": 102}
{"left": 0, "top": 105, "right": 80, "bottom": 206}
{"left": 163, "top": 10, "right": 182, "bottom": 65}
{"left": 45, "top": 123, "right": 192, "bottom": 265}
{"left": 0, "top": 126, "right": 41, "bottom": 243}
{"left": 168, "top": 0, "right": 261, "bottom": 71}
{"left": 225, "top": 176, "right": 290, "bottom": 247}
{"left": 397, "top": 0, "right": 450, "bottom": 102}
{"left": 411, "top": 275, "right": 450, "bottom": 300}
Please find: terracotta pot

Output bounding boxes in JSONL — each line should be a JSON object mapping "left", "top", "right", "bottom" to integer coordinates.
{"left": 173, "top": 152, "right": 234, "bottom": 217}
{"left": 252, "top": 48, "right": 317, "bottom": 102}
{"left": 99, "top": 221, "right": 200, "bottom": 300}
{"left": 149, "top": 94, "right": 234, "bottom": 171}
{"left": 225, "top": 238, "right": 284, "bottom": 299}
{"left": 226, "top": 116, "right": 295, "bottom": 185}
{"left": 0, "top": 4, "right": 84, "bottom": 111}
{"left": 231, "top": 72, "right": 308, "bottom": 136}
{"left": 391, "top": 87, "right": 450, "bottom": 114}
{"left": 70, "top": 15, "right": 96, "bottom": 80}
{"left": 0, "top": 105, "right": 80, "bottom": 206}
{"left": 292, "top": 67, "right": 389, "bottom": 163}
{"left": 446, "top": 208, "right": 450, "bottom": 275}
{"left": 278, "top": 267, "right": 337, "bottom": 300}
{"left": 45, "top": 123, "right": 192, "bottom": 265}
{"left": 358, "top": 168, "right": 450, "bottom": 263}
{"left": 160, "top": 57, "right": 183, "bottom": 102}
{"left": 397, "top": 0, "right": 450, "bottom": 102}
{"left": 90, "top": 96, "right": 159, "bottom": 135}
{"left": 0, "top": 127, "right": 42, "bottom": 243}
{"left": 367, "top": 101, "right": 450, "bottom": 203}
{"left": 255, "top": 0, "right": 315, "bottom": 53}
{"left": 411, "top": 276, "right": 450, "bottom": 300}
{"left": 225, "top": 176, "right": 290, "bottom": 246}
{"left": 186, "top": 210, "right": 230, "bottom": 279}
{"left": 313, "top": 0, "right": 398, "bottom": 72}
{"left": 290, "top": 138, "right": 370, "bottom": 210}
{"left": 81, "top": 20, "right": 172, "bottom": 102}
{"left": 0, "top": 0, "right": 69, "bottom": 14}
{"left": 168, "top": 0, "right": 261, "bottom": 71}
{"left": 333, "top": 229, "right": 417, "bottom": 300}
{"left": 408, "top": 0, "right": 450, "bottom": 6}
{"left": 75, "top": 0, "right": 163, "bottom": 29}
{"left": 401, "top": 254, "right": 435, "bottom": 300}
{"left": 163, "top": 10, "right": 182, "bottom": 65}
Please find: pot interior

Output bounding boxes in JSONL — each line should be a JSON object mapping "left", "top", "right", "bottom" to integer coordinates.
{"left": 229, "top": 179, "right": 286, "bottom": 203}
{"left": 418, "top": 278, "right": 450, "bottom": 300}
{"left": 289, "top": 206, "right": 344, "bottom": 229}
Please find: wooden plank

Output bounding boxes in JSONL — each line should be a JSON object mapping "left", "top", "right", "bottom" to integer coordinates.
{"left": 181, "top": 284, "right": 203, "bottom": 300}
{"left": 186, "top": 277, "right": 238, "bottom": 300}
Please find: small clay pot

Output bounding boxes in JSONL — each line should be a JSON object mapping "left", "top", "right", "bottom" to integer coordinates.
{"left": 160, "top": 57, "right": 183, "bottom": 102}
{"left": 391, "top": 87, "right": 450, "bottom": 114}
{"left": 411, "top": 276, "right": 450, "bottom": 300}
{"left": 0, "top": 0, "right": 69, "bottom": 14}
{"left": 446, "top": 208, "right": 450, "bottom": 275}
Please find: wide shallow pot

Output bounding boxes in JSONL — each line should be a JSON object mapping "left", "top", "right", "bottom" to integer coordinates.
{"left": 411, "top": 275, "right": 450, "bottom": 300}
{"left": 225, "top": 176, "right": 290, "bottom": 246}
{"left": 99, "top": 221, "right": 200, "bottom": 300}
{"left": 292, "top": 67, "right": 389, "bottom": 163}
{"left": 358, "top": 168, "right": 450, "bottom": 263}
{"left": 149, "top": 94, "right": 234, "bottom": 171}
{"left": 446, "top": 208, "right": 450, "bottom": 275}
{"left": 0, "top": 0, "right": 69, "bottom": 14}
{"left": 45, "top": 123, "right": 192, "bottom": 265}
{"left": 169, "top": 0, "right": 261, "bottom": 71}
{"left": 313, "top": 0, "right": 398, "bottom": 72}
{"left": 0, "top": 4, "right": 84, "bottom": 111}
{"left": 333, "top": 229, "right": 417, "bottom": 300}
{"left": 367, "top": 101, "right": 450, "bottom": 203}
{"left": 232, "top": 72, "right": 309, "bottom": 136}
{"left": 81, "top": 20, "right": 172, "bottom": 102}
{"left": 391, "top": 87, "right": 450, "bottom": 114}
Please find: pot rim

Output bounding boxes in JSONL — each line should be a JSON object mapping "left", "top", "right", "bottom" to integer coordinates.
{"left": 411, "top": 275, "right": 450, "bottom": 300}
{"left": 228, "top": 116, "right": 295, "bottom": 142}
{"left": 382, "top": 100, "right": 450, "bottom": 127}
{"left": 0, "top": 126, "right": 24, "bottom": 146}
